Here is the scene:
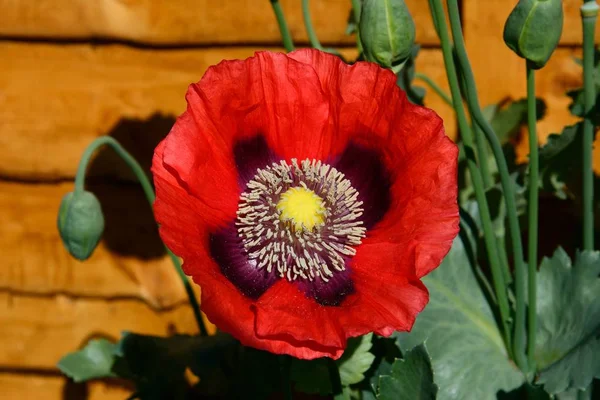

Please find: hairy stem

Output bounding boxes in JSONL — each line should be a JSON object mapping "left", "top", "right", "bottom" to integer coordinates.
{"left": 429, "top": 0, "right": 514, "bottom": 356}
{"left": 446, "top": 0, "right": 527, "bottom": 372}
{"left": 526, "top": 62, "right": 539, "bottom": 372}
{"left": 270, "top": 0, "right": 295, "bottom": 52}
{"left": 301, "top": 0, "right": 323, "bottom": 50}
{"left": 582, "top": 1, "right": 598, "bottom": 251}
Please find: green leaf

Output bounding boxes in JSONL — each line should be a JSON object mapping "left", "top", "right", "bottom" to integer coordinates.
{"left": 337, "top": 333, "right": 376, "bottom": 386}
{"left": 356, "top": 336, "right": 404, "bottom": 400}
{"left": 290, "top": 358, "right": 334, "bottom": 395}
{"left": 534, "top": 249, "right": 600, "bottom": 393}
{"left": 59, "top": 332, "right": 239, "bottom": 399}
{"left": 538, "top": 123, "right": 582, "bottom": 199}
{"left": 290, "top": 334, "right": 375, "bottom": 396}
{"left": 57, "top": 338, "right": 118, "bottom": 382}
{"left": 396, "top": 236, "right": 525, "bottom": 400}
{"left": 377, "top": 344, "right": 437, "bottom": 400}
{"left": 490, "top": 98, "right": 547, "bottom": 145}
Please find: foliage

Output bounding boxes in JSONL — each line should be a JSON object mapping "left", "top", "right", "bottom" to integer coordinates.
{"left": 377, "top": 344, "right": 437, "bottom": 400}
{"left": 396, "top": 236, "right": 525, "bottom": 400}
{"left": 534, "top": 249, "right": 600, "bottom": 394}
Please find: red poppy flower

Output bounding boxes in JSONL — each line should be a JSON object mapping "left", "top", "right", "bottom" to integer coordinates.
{"left": 152, "top": 49, "right": 459, "bottom": 360}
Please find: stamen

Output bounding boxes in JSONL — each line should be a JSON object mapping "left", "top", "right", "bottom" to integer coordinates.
{"left": 236, "top": 159, "right": 366, "bottom": 282}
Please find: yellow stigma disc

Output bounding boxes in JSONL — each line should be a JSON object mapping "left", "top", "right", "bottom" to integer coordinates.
{"left": 276, "top": 186, "right": 326, "bottom": 230}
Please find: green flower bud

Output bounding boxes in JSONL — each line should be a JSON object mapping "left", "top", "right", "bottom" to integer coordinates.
{"left": 359, "top": 0, "right": 416, "bottom": 71}
{"left": 57, "top": 191, "right": 104, "bottom": 261}
{"left": 503, "top": 0, "right": 564, "bottom": 69}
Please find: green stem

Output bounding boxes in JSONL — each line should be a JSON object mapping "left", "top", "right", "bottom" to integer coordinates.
{"left": 446, "top": 0, "right": 528, "bottom": 372}
{"left": 414, "top": 72, "right": 454, "bottom": 107}
{"left": 579, "top": 2, "right": 598, "bottom": 396}
{"left": 270, "top": 0, "right": 295, "bottom": 52}
{"left": 74, "top": 136, "right": 208, "bottom": 336}
{"left": 429, "top": 0, "right": 514, "bottom": 356}
{"left": 582, "top": 1, "right": 598, "bottom": 251}
{"left": 472, "top": 124, "right": 494, "bottom": 189}
{"left": 301, "top": 0, "right": 323, "bottom": 50}
{"left": 526, "top": 62, "right": 539, "bottom": 372}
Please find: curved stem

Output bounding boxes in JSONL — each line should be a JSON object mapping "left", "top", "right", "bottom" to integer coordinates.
{"left": 446, "top": 0, "right": 527, "bottom": 372}
{"left": 526, "top": 62, "right": 539, "bottom": 372}
{"left": 414, "top": 72, "right": 453, "bottom": 107}
{"left": 582, "top": 1, "right": 598, "bottom": 251}
{"left": 301, "top": 0, "right": 323, "bottom": 50}
{"left": 74, "top": 136, "right": 208, "bottom": 336}
{"left": 270, "top": 0, "right": 295, "bottom": 52}
{"left": 429, "top": 0, "right": 514, "bottom": 356}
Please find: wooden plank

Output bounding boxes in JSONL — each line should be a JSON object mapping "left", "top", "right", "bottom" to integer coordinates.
{"left": 0, "top": 373, "right": 132, "bottom": 400}
{"left": 464, "top": 0, "right": 600, "bottom": 46}
{"left": 0, "top": 0, "right": 439, "bottom": 45}
{"left": 0, "top": 294, "right": 198, "bottom": 369}
{"left": 0, "top": 180, "right": 191, "bottom": 309}
{"left": 0, "top": 43, "right": 453, "bottom": 181}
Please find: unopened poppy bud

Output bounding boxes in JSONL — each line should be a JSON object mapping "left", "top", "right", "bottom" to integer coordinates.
{"left": 503, "top": 0, "right": 564, "bottom": 69}
{"left": 57, "top": 191, "right": 104, "bottom": 261}
{"left": 359, "top": 0, "right": 415, "bottom": 71}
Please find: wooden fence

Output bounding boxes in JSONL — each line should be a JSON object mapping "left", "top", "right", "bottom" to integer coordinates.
{"left": 0, "top": 1, "right": 595, "bottom": 398}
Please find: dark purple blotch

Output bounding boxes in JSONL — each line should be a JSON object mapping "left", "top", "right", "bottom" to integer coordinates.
{"left": 295, "top": 267, "right": 355, "bottom": 306}
{"left": 209, "top": 224, "right": 279, "bottom": 299}
{"left": 211, "top": 138, "right": 390, "bottom": 306}
{"left": 332, "top": 144, "right": 391, "bottom": 229}
{"left": 233, "top": 135, "right": 278, "bottom": 188}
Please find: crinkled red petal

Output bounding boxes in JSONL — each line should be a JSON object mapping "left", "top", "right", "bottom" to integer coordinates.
{"left": 153, "top": 49, "right": 459, "bottom": 360}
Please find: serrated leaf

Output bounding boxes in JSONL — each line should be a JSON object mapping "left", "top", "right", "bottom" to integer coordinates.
{"left": 534, "top": 249, "right": 600, "bottom": 394}
{"left": 57, "top": 338, "right": 118, "bottom": 382}
{"left": 396, "top": 236, "right": 525, "bottom": 400}
{"left": 337, "top": 333, "right": 376, "bottom": 386}
{"left": 378, "top": 344, "right": 437, "bottom": 400}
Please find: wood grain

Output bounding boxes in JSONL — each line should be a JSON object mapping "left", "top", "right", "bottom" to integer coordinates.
{"left": 0, "top": 180, "right": 192, "bottom": 309}
{"left": 0, "top": 43, "right": 454, "bottom": 181}
{"left": 0, "top": 373, "right": 132, "bottom": 400}
{"left": 0, "top": 0, "right": 439, "bottom": 45}
{"left": 0, "top": 293, "right": 198, "bottom": 369}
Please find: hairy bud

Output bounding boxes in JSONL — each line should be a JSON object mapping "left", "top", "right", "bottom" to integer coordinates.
{"left": 359, "top": 0, "right": 416, "bottom": 71}
{"left": 503, "top": 0, "right": 564, "bottom": 69}
{"left": 57, "top": 191, "right": 104, "bottom": 261}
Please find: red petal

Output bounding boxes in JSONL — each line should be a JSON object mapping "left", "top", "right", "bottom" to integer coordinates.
{"left": 154, "top": 49, "right": 458, "bottom": 360}
{"left": 290, "top": 49, "right": 459, "bottom": 278}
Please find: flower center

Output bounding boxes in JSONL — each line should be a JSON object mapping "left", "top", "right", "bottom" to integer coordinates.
{"left": 276, "top": 187, "right": 326, "bottom": 230}
{"left": 236, "top": 159, "right": 366, "bottom": 282}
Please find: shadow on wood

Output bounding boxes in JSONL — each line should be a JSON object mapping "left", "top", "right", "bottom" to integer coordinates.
{"left": 86, "top": 114, "right": 176, "bottom": 260}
